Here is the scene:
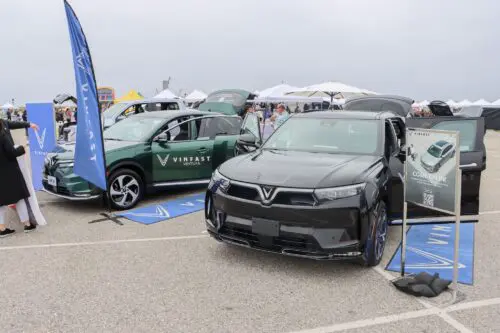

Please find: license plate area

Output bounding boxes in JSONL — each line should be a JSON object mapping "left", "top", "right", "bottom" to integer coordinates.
{"left": 48, "top": 176, "right": 57, "bottom": 187}
{"left": 252, "top": 218, "right": 280, "bottom": 237}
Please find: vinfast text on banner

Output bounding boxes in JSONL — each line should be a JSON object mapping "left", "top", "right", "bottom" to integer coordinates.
{"left": 405, "top": 128, "right": 459, "bottom": 214}
{"left": 63, "top": 0, "right": 107, "bottom": 190}
{"left": 26, "top": 103, "right": 56, "bottom": 191}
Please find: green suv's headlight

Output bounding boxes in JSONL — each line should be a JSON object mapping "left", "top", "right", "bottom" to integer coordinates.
{"left": 44, "top": 153, "right": 55, "bottom": 165}
{"left": 208, "top": 169, "right": 230, "bottom": 193}
{"left": 314, "top": 183, "right": 365, "bottom": 202}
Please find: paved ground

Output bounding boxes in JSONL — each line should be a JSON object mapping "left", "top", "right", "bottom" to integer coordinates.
{"left": 1, "top": 130, "right": 499, "bottom": 333}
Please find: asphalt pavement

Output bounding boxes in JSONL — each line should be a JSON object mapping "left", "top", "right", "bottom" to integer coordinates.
{"left": 1, "top": 130, "right": 499, "bottom": 333}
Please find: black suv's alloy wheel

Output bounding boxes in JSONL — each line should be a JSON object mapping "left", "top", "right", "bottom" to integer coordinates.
{"left": 363, "top": 201, "right": 388, "bottom": 267}
{"left": 108, "top": 169, "right": 144, "bottom": 210}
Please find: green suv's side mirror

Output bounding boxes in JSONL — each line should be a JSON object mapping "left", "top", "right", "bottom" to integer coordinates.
{"left": 154, "top": 132, "right": 170, "bottom": 143}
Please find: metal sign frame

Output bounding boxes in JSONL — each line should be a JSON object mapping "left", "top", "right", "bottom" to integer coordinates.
{"left": 401, "top": 127, "right": 462, "bottom": 304}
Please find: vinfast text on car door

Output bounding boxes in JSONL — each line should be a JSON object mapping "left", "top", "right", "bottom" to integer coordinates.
{"left": 406, "top": 117, "right": 485, "bottom": 218}
{"left": 151, "top": 116, "right": 208, "bottom": 182}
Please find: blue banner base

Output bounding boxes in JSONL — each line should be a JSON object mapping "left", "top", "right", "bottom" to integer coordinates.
{"left": 117, "top": 193, "right": 205, "bottom": 225}
{"left": 386, "top": 223, "right": 475, "bottom": 285}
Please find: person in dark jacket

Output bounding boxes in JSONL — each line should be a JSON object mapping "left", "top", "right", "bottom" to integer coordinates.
{"left": 0, "top": 119, "right": 39, "bottom": 237}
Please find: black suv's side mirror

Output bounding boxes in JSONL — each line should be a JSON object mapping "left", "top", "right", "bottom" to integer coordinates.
{"left": 397, "top": 148, "right": 407, "bottom": 162}
{"left": 237, "top": 133, "right": 258, "bottom": 147}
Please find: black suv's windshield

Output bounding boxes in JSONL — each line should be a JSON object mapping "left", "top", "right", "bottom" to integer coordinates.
{"left": 263, "top": 117, "right": 381, "bottom": 155}
{"left": 104, "top": 117, "right": 164, "bottom": 142}
{"left": 427, "top": 145, "right": 443, "bottom": 158}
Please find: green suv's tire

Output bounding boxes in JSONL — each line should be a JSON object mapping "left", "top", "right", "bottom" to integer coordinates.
{"left": 362, "top": 201, "right": 388, "bottom": 267}
{"left": 108, "top": 169, "right": 144, "bottom": 210}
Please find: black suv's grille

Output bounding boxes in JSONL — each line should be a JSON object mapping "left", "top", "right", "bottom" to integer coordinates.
{"left": 272, "top": 192, "right": 316, "bottom": 206}
{"left": 219, "top": 224, "right": 320, "bottom": 251}
{"left": 227, "top": 184, "right": 259, "bottom": 201}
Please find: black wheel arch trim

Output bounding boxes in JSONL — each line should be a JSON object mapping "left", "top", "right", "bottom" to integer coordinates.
{"left": 107, "top": 160, "right": 148, "bottom": 185}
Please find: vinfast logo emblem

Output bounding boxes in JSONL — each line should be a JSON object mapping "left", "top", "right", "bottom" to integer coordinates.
{"left": 157, "top": 154, "right": 170, "bottom": 167}
{"left": 261, "top": 186, "right": 275, "bottom": 200}
{"left": 34, "top": 128, "right": 47, "bottom": 150}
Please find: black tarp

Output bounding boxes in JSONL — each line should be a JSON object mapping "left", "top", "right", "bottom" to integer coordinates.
{"left": 457, "top": 106, "right": 500, "bottom": 130}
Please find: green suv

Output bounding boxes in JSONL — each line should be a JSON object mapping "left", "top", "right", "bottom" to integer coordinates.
{"left": 42, "top": 110, "right": 262, "bottom": 210}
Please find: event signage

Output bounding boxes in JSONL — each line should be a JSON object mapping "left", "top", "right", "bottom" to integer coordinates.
{"left": 401, "top": 127, "right": 462, "bottom": 303}
{"left": 64, "top": 0, "right": 107, "bottom": 190}
{"left": 26, "top": 103, "right": 56, "bottom": 191}
{"left": 405, "top": 128, "right": 460, "bottom": 214}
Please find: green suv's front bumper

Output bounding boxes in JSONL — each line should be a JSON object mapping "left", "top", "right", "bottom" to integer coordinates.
{"left": 42, "top": 160, "right": 102, "bottom": 201}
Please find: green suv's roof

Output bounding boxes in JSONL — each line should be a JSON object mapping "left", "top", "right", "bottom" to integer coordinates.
{"left": 131, "top": 110, "right": 211, "bottom": 120}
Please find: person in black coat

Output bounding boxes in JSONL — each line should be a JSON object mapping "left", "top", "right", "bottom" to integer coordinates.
{"left": 0, "top": 119, "right": 39, "bottom": 237}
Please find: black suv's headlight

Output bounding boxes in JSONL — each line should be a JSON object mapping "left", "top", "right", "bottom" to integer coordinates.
{"left": 313, "top": 183, "right": 365, "bottom": 203}
{"left": 208, "top": 169, "right": 230, "bottom": 193}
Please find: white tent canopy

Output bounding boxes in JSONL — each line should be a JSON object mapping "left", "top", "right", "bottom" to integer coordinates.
{"left": 154, "top": 88, "right": 178, "bottom": 99}
{"left": 286, "top": 81, "right": 376, "bottom": 100}
{"left": 491, "top": 99, "right": 500, "bottom": 106}
{"left": 418, "top": 100, "right": 429, "bottom": 106}
{"left": 184, "top": 90, "right": 207, "bottom": 102}
{"left": 257, "top": 84, "right": 299, "bottom": 98}
{"left": 457, "top": 99, "right": 472, "bottom": 107}
{"left": 1, "top": 103, "right": 14, "bottom": 109}
{"left": 471, "top": 99, "right": 490, "bottom": 106}
{"left": 446, "top": 99, "right": 457, "bottom": 106}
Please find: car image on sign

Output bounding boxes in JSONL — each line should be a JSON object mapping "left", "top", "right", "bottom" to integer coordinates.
{"left": 420, "top": 140, "right": 456, "bottom": 173}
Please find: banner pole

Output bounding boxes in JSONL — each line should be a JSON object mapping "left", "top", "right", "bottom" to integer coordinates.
{"left": 400, "top": 142, "right": 409, "bottom": 277}
{"left": 451, "top": 135, "right": 462, "bottom": 304}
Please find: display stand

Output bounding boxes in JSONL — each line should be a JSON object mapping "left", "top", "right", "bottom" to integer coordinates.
{"left": 400, "top": 128, "right": 462, "bottom": 304}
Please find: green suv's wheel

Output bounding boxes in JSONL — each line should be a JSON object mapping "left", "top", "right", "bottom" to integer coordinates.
{"left": 108, "top": 169, "right": 143, "bottom": 210}
{"left": 362, "top": 201, "right": 388, "bottom": 267}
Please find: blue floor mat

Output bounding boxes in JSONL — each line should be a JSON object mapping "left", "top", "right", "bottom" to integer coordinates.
{"left": 117, "top": 193, "right": 205, "bottom": 225}
{"left": 386, "top": 223, "right": 475, "bottom": 285}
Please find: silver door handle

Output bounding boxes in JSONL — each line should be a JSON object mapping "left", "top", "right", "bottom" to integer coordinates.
{"left": 460, "top": 163, "right": 477, "bottom": 169}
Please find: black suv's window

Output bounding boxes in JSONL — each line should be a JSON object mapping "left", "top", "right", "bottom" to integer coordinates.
{"left": 194, "top": 117, "right": 241, "bottom": 140}
{"left": 431, "top": 120, "right": 477, "bottom": 152}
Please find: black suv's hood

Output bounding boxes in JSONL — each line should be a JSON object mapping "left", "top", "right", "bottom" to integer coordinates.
{"left": 219, "top": 150, "right": 382, "bottom": 188}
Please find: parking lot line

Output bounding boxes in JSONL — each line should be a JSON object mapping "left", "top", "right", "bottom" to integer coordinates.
{"left": 287, "top": 308, "right": 440, "bottom": 333}
{"left": 288, "top": 296, "right": 500, "bottom": 333}
{"left": 479, "top": 210, "right": 500, "bottom": 215}
{"left": 0, "top": 234, "right": 209, "bottom": 251}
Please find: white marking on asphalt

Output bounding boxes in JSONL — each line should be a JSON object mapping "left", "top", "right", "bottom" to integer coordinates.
{"left": 0, "top": 235, "right": 209, "bottom": 251}
{"left": 287, "top": 308, "right": 440, "bottom": 333}
{"left": 479, "top": 210, "right": 500, "bottom": 215}
{"left": 447, "top": 297, "right": 500, "bottom": 312}
{"left": 288, "top": 295, "right": 500, "bottom": 333}
{"left": 439, "top": 313, "right": 474, "bottom": 333}
{"left": 371, "top": 267, "right": 471, "bottom": 332}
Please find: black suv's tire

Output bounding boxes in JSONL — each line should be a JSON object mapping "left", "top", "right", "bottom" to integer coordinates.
{"left": 362, "top": 201, "right": 388, "bottom": 267}
{"left": 107, "top": 169, "right": 144, "bottom": 210}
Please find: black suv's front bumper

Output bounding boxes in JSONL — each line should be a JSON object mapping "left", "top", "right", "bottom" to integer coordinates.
{"left": 206, "top": 189, "right": 372, "bottom": 260}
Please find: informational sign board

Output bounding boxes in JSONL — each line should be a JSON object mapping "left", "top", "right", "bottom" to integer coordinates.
{"left": 26, "top": 103, "right": 56, "bottom": 191}
{"left": 405, "top": 128, "right": 460, "bottom": 215}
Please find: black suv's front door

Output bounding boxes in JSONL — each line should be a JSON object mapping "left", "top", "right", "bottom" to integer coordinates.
{"left": 405, "top": 117, "right": 486, "bottom": 219}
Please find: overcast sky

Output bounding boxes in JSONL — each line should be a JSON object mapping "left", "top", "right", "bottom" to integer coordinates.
{"left": 1, "top": 0, "right": 500, "bottom": 104}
